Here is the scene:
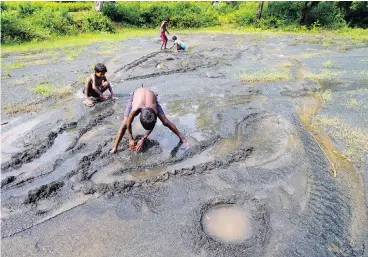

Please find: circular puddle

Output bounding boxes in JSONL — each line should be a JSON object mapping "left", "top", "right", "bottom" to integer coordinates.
{"left": 202, "top": 204, "right": 251, "bottom": 243}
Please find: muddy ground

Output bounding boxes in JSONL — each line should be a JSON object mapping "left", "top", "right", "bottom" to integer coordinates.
{"left": 1, "top": 33, "right": 368, "bottom": 257}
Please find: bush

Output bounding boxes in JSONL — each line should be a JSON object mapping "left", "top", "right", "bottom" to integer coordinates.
{"left": 308, "top": 2, "right": 346, "bottom": 29}
{"left": 103, "top": 2, "right": 219, "bottom": 28}
{"left": 234, "top": 2, "right": 259, "bottom": 26}
{"left": 1, "top": 11, "right": 42, "bottom": 43}
{"left": 82, "top": 11, "right": 115, "bottom": 33}
{"left": 31, "top": 8, "right": 78, "bottom": 36}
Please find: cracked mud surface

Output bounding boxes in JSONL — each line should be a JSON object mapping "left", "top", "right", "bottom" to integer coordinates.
{"left": 1, "top": 33, "right": 368, "bottom": 257}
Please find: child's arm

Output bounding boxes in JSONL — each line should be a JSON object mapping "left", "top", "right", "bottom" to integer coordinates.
{"left": 126, "top": 111, "right": 137, "bottom": 151}
{"left": 136, "top": 129, "right": 153, "bottom": 152}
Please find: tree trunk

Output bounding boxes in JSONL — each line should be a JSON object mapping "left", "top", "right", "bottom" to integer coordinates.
{"left": 94, "top": 1, "right": 104, "bottom": 12}
{"left": 256, "top": 1, "right": 264, "bottom": 20}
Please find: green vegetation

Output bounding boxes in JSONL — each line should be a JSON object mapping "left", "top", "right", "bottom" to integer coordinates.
{"left": 305, "top": 70, "right": 342, "bottom": 83}
{"left": 238, "top": 70, "right": 290, "bottom": 83}
{"left": 323, "top": 60, "right": 336, "bottom": 68}
{"left": 6, "top": 102, "right": 39, "bottom": 115}
{"left": 1, "top": 1, "right": 368, "bottom": 45}
{"left": 32, "top": 84, "right": 73, "bottom": 98}
{"left": 315, "top": 114, "right": 368, "bottom": 163}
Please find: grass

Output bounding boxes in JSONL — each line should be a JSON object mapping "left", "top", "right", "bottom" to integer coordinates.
{"left": 346, "top": 98, "right": 360, "bottom": 108}
{"left": 313, "top": 89, "right": 333, "bottom": 103}
{"left": 281, "top": 62, "right": 293, "bottom": 68}
{"left": 1, "top": 28, "right": 157, "bottom": 54}
{"left": 315, "top": 114, "right": 368, "bottom": 163}
{"left": 301, "top": 52, "right": 319, "bottom": 59}
{"left": 6, "top": 103, "right": 39, "bottom": 115}
{"left": 238, "top": 70, "right": 290, "bottom": 83}
{"left": 360, "top": 59, "right": 368, "bottom": 63}
{"left": 2, "top": 62, "right": 26, "bottom": 69}
{"left": 2, "top": 27, "right": 368, "bottom": 54}
{"left": 63, "top": 47, "right": 84, "bottom": 61}
{"left": 323, "top": 60, "right": 336, "bottom": 68}
{"left": 304, "top": 69, "right": 341, "bottom": 83}
{"left": 32, "top": 84, "right": 73, "bottom": 98}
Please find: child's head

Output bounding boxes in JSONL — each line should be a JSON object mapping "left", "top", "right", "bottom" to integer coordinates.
{"left": 165, "top": 16, "right": 170, "bottom": 22}
{"left": 172, "top": 36, "right": 177, "bottom": 41}
{"left": 140, "top": 107, "right": 157, "bottom": 130}
{"left": 94, "top": 63, "right": 107, "bottom": 77}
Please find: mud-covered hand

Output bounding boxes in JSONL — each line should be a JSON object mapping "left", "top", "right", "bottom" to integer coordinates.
{"left": 110, "top": 147, "right": 117, "bottom": 154}
{"left": 135, "top": 138, "right": 145, "bottom": 152}
{"left": 129, "top": 139, "right": 136, "bottom": 151}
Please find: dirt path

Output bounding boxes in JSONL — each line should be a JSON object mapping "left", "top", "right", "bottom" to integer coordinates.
{"left": 1, "top": 33, "right": 367, "bottom": 257}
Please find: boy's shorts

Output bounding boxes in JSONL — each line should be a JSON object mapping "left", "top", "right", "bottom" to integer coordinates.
{"left": 178, "top": 44, "right": 186, "bottom": 50}
{"left": 83, "top": 87, "right": 101, "bottom": 98}
{"left": 160, "top": 32, "right": 168, "bottom": 42}
{"left": 124, "top": 91, "right": 165, "bottom": 117}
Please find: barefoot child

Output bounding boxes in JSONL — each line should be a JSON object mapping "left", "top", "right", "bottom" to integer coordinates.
{"left": 83, "top": 63, "right": 114, "bottom": 107}
{"left": 170, "top": 36, "right": 186, "bottom": 51}
{"left": 111, "top": 87, "right": 187, "bottom": 153}
{"left": 160, "top": 17, "right": 170, "bottom": 50}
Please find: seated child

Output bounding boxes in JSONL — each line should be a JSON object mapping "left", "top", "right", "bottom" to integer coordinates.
{"left": 83, "top": 63, "right": 114, "bottom": 107}
{"left": 171, "top": 36, "right": 186, "bottom": 51}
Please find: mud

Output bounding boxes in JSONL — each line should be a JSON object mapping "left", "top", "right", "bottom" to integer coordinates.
{"left": 1, "top": 33, "right": 367, "bottom": 257}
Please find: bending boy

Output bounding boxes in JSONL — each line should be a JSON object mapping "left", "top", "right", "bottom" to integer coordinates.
{"left": 171, "top": 36, "right": 186, "bottom": 52}
{"left": 83, "top": 63, "right": 114, "bottom": 107}
{"left": 111, "top": 87, "right": 187, "bottom": 153}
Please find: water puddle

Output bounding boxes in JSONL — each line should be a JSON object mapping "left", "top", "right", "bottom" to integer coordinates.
{"left": 1, "top": 154, "right": 80, "bottom": 201}
{"left": 3, "top": 132, "right": 73, "bottom": 179}
{"left": 202, "top": 204, "right": 251, "bottom": 243}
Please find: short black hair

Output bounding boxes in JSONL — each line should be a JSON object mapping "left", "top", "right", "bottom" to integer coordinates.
{"left": 140, "top": 107, "right": 157, "bottom": 130}
{"left": 95, "top": 63, "right": 107, "bottom": 73}
{"left": 172, "top": 36, "right": 177, "bottom": 40}
{"left": 165, "top": 16, "right": 170, "bottom": 22}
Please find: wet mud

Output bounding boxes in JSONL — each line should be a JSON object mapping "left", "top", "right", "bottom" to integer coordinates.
{"left": 1, "top": 33, "right": 367, "bottom": 257}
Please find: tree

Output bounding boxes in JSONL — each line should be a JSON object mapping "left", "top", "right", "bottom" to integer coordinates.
{"left": 256, "top": 1, "right": 264, "bottom": 20}
{"left": 300, "top": 1, "right": 319, "bottom": 25}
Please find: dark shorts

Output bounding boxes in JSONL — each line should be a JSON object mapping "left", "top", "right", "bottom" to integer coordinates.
{"left": 123, "top": 91, "right": 164, "bottom": 117}
{"left": 83, "top": 87, "right": 101, "bottom": 97}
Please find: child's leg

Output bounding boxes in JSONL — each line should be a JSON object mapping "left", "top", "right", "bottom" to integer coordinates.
{"left": 102, "top": 82, "right": 114, "bottom": 98}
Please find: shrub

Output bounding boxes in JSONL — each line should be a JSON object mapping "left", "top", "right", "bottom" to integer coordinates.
{"left": 1, "top": 11, "right": 41, "bottom": 43}
{"left": 31, "top": 8, "right": 78, "bottom": 36}
{"left": 81, "top": 11, "right": 115, "bottom": 33}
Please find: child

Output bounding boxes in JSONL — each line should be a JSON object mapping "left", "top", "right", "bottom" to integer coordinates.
{"left": 83, "top": 63, "right": 114, "bottom": 107}
{"left": 160, "top": 17, "right": 170, "bottom": 50}
{"left": 171, "top": 36, "right": 186, "bottom": 51}
{"left": 110, "top": 87, "right": 187, "bottom": 153}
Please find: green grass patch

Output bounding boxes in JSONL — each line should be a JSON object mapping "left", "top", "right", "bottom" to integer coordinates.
{"left": 301, "top": 52, "right": 319, "bottom": 59}
{"left": 323, "top": 60, "right": 336, "bottom": 68}
{"left": 2, "top": 27, "right": 368, "bottom": 54}
{"left": 238, "top": 70, "right": 291, "bottom": 83}
{"left": 2, "top": 62, "right": 26, "bottom": 69}
{"left": 346, "top": 98, "right": 360, "bottom": 108}
{"left": 281, "top": 62, "right": 293, "bottom": 68}
{"left": 305, "top": 69, "right": 341, "bottom": 82}
{"left": 1, "top": 28, "right": 157, "bottom": 54}
{"left": 5, "top": 103, "right": 39, "bottom": 115}
{"left": 32, "top": 84, "right": 73, "bottom": 98}
{"left": 315, "top": 114, "right": 368, "bottom": 163}
{"left": 313, "top": 89, "right": 333, "bottom": 103}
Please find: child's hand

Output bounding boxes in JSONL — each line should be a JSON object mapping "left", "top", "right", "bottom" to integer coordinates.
{"left": 129, "top": 139, "right": 136, "bottom": 151}
{"left": 135, "top": 138, "right": 145, "bottom": 152}
{"left": 110, "top": 148, "right": 117, "bottom": 154}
